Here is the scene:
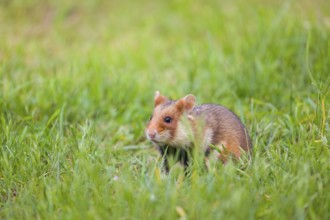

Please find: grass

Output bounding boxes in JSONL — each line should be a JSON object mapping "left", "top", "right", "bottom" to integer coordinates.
{"left": 0, "top": 0, "right": 329, "bottom": 219}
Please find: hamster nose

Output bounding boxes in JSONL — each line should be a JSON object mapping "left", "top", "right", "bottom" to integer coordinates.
{"left": 148, "top": 131, "right": 156, "bottom": 139}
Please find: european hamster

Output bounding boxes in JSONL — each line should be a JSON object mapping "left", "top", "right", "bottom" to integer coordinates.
{"left": 145, "top": 91, "right": 252, "bottom": 173}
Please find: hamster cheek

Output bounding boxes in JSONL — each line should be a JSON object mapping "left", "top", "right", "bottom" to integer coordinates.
{"left": 157, "top": 130, "right": 172, "bottom": 143}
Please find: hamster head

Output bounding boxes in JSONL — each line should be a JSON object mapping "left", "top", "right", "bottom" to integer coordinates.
{"left": 145, "top": 91, "right": 196, "bottom": 146}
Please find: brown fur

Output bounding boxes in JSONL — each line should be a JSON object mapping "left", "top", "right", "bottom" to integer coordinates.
{"left": 147, "top": 104, "right": 181, "bottom": 140}
{"left": 145, "top": 92, "right": 252, "bottom": 172}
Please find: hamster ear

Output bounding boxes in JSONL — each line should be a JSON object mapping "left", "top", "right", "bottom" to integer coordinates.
{"left": 154, "top": 91, "right": 167, "bottom": 107}
{"left": 176, "top": 94, "right": 196, "bottom": 111}
{"left": 183, "top": 94, "right": 196, "bottom": 111}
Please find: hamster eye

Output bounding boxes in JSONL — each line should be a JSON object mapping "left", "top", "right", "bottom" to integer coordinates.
{"left": 149, "top": 115, "right": 153, "bottom": 121}
{"left": 164, "top": 116, "right": 172, "bottom": 123}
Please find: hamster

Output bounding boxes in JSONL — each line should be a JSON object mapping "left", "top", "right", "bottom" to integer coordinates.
{"left": 145, "top": 91, "right": 252, "bottom": 173}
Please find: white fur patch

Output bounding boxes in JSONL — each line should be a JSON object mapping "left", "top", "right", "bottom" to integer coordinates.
{"left": 170, "top": 122, "right": 191, "bottom": 147}
{"left": 145, "top": 128, "right": 171, "bottom": 144}
{"left": 145, "top": 129, "right": 151, "bottom": 140}
{"left": 202, "top": 128, "right": 213, "bottom": 151}
{"left": 157, "top": 130, "right": 171, "bottom": 143}
{"left": 217, "top": 141, "right": 226, "bottom": 152}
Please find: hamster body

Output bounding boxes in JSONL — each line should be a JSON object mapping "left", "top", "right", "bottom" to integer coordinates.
{"left": 145, "top": 91, "right": 252, "bottom": 173}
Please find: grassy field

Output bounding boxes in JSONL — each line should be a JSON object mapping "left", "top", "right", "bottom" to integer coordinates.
{"left": 1, "top": 0, "right": 329, "bottom": 219}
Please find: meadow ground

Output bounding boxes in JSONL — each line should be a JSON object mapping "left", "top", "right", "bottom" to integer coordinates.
{"left": 0, "top": 0, "right": 329, "bottom": 219}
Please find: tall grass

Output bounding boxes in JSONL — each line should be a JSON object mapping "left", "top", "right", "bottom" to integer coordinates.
{"left": 0, "top": 0, "right": 329, "bottom": 219}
